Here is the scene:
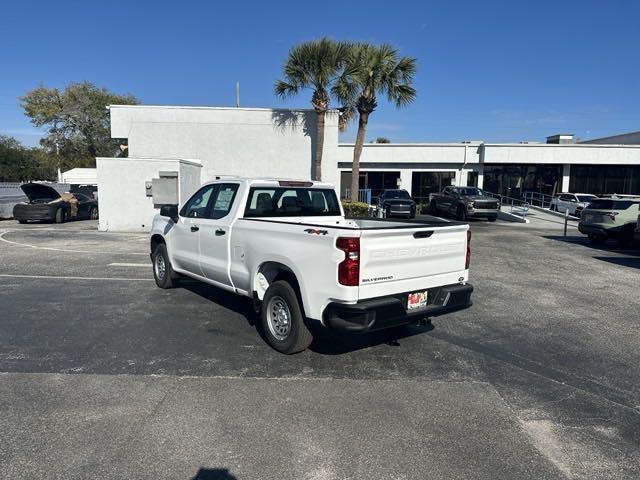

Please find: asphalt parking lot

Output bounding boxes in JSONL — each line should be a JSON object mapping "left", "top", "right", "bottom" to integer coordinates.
{"left": 1, "top": 217, "right": 639, "bottom": 479}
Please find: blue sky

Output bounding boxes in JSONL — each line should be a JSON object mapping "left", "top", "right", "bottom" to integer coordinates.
{"left": 1, "top": 0, "right": 639, "bottom": 146}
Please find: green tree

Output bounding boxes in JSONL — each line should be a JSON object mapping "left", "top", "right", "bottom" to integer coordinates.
{"left": 373, "top": 137, "right": 390, "bottom": 143}
{"left": 20, "top": 82, "right": 138, "bottom": 170}
{"left": 274, "top": 38, "right": 350, "bottom": 181}
{"left": 335, "top": 44, "right": 417, "bottom": 201}
{"left": 0, "top": 135, "right": 55, "bottom": 182}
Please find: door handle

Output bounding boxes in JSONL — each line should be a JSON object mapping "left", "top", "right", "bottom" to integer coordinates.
{"left": 215, "top": 228, "right": 226, "bottom": 236}
{"left": 190, "top": 225, "right": 199, "bottom": 232}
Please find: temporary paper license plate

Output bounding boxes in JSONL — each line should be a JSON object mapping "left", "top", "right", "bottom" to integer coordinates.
{"left": 407, "top": 290, "right": 428, "bottom": 311}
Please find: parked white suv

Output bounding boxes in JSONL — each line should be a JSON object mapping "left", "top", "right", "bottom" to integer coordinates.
{"left": 149, "top": 178, "right": 473, "bottom": 353}
{"left": 550, "top": 193, "right": 598, "bottom": 217}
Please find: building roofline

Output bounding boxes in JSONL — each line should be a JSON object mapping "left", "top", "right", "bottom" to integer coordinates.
{"left": 338, "top": 142, "right": 640, "bottom": 149}
{"left": 108, "top": 104, "right": 338, "bottom": 113}
{"left": 579, "top": 130, "right": 640, "bottom": 143}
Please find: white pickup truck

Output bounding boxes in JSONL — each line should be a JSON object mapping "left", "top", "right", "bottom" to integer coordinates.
{"left": 150, "top": 178, "right": 473, "bottom": 354}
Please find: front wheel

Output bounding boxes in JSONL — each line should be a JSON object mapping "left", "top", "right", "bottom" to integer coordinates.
{"left": 152, "top": 243, "right": 176, "bottom": 289}
{"left": 487, "top": 215, "right": 497, "bottom": 222}
{"left": 261, "top": 280, "right": 312, "bottom": 354}
{"left": 588, "top": 234, "right": 606, "bottom": 245}
{"left": 89, "top": 207, "right": 99, "bottom": 220}
{"left": 55, "top": 208, "right": 65, "bottom": 223}
{"left": 457, "top": 205, "right": 467, "bottom": 221}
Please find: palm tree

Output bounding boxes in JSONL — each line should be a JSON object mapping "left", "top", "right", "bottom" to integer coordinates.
{"left": 335, "top": 44, "right": 417, "bottom": 202}
{"left": 274, "top": 38, "right": 349, "bottom": 181}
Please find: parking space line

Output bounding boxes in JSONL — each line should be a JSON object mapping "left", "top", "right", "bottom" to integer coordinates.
{"left": 108, "top": 263, "right": 151, "bottom": 267}
{"left": 0, "top": 231, "right": 148, "bottom": 256}
{"left": 0, "top": 274, "right": 153, "bottom": 282}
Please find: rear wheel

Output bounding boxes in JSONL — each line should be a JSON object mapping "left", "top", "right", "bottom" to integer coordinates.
{"left": 18, "top": 219, "right": 27, "bottom": 224}
{"left": 487, "top": 215, "right": 497, "bottom": 222}
{"left": 89, "top": 207, "right": 99, "bottom": 220}
{"left": 152, "top": 243, "right": 175, "bottom": 289}
{"left": 55, "top": 208, "right": 65, "bottom": 223}
{"left": 261, "top": 280, "right": 312, "bottom": 354}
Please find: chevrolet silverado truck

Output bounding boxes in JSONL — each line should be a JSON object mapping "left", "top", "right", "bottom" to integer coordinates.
{"left": 150, "top": 178, "right": 473, "bottom": 354}
{"left": 430, "top": 186, "right": 499, "bottom": 221}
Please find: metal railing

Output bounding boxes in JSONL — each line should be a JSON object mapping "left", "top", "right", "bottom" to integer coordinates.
{"left": 523, "top": 191, "right": 555, "bottom": 209}
{"left": 344, "top": 188, "right": 372, "bottom": 204}
{"left": 484, "top": 191, "right": 530, "bottom": 220}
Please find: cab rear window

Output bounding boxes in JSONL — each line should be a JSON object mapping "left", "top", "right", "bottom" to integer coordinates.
{"left": 244, "top": 187, "right": 341, "bottom": 217}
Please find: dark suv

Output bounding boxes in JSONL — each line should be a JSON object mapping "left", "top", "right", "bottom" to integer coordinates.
{"left": 375, "top": 189, "right": 416, "bottom": 218}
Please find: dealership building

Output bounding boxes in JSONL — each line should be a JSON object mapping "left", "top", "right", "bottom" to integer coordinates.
{"left": 96, "top": 105, "right": 640, "bottom": 231}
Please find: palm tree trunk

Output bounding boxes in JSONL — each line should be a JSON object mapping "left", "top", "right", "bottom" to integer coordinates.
{"left": 350, "top": 112, "right": 369, "bottom": 203}
{"left": 314, "top": 110, "right": 325, "bottom": 181}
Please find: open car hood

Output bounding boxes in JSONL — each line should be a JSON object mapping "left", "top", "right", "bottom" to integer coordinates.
{"left": 20, "top": 183, "right": 61, "bottom": 202}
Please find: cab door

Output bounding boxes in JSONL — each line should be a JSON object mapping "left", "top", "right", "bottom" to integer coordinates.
{"left": 171, "top": 184, "right": 217, "bottom": 276}
{"left": 198, "top": 183, "right": 240, "bottom": 287}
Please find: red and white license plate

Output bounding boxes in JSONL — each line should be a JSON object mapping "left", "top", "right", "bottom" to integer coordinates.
{"left": 407, "top": 290, "right": 428, "bottom": 311}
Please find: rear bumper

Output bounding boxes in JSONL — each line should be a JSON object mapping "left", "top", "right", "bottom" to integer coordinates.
{"left": 323, "top": 283, "right": 473, "bottom": 332}
{"left": 578, "top": 223, "right": 625, "bottom": 238}
{"left": 12, "top": 204, "right": 56, "bottom": 221}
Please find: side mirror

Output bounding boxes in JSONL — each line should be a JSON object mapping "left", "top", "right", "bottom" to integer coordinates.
{"left": 160, "top": 204, "right": 179, "bottom": 222}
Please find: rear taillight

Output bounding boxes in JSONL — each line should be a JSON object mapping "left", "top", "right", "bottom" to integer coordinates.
{"left": 337, "top": 237, "right": 360, "bottom": 286}
{"left": 465, "top": 230, "right": 471, "bottom": 269}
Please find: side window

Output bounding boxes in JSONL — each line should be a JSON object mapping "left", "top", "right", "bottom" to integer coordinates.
{"left": 209, "top": 183, "right": 239, "bottom": 219}
{"left": 181, "top": 185, "right": 216, "bottom": 218}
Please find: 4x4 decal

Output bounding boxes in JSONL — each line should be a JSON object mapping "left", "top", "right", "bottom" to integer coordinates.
{"left": 304, "top": 228, "right": 328, "bottom": 235}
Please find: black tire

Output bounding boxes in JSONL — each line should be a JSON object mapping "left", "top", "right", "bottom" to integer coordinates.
{"left": 409, "top": 213, "right": 416, "bottom": 219}
{"left": 385, "top": 206, "right": 391, "bottom": 219}
{"left": 261, "top": 280, "right": 312, "bottom": 354}
{"left": 89, "top": 207, "right": 99, "bottom": 220}
{"left": 588, "top": 234, "right": 606, "bottom": 245}
{"left": 487, "top": 215, "right": 497, "bottom": 222}
{"left": 457, "top": 205, "right": 467, "bottom": 221}
{"left": 55, "top": 208, "right": 65, "bottom": 223}
{"left": 152, "top": 243, "right": 175, "bottom": 289}
{"left": 430, "top": 200, "right": 438, "bottom": 214}
{"left": 18, "top": 219, "right": 27, "bottom": 224}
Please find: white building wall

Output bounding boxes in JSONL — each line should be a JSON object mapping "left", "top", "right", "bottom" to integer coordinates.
{"left": 96, "top": 157, "right": 201, "bottom": 232}
{"left": 110, "top": 105, "right": 340, "bottom": 187}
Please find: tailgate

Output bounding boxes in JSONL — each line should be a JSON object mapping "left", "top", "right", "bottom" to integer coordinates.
{"left": 358, "top": 224, "right": 469, "bottom": 300}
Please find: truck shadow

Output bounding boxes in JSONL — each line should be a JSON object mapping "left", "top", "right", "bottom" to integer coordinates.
{"left": 178, "top": 279, "right": 435, "bottom": 354}
{"left": 191, "top": 467, "right": 238, "bottom": 479}
{"left": 308, "top": 323, "right": 435, "bottom": 355}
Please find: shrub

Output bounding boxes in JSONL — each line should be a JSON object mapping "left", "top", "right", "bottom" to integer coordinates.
{"left": 341, "top": 200, "right": 370, "bottom": 217}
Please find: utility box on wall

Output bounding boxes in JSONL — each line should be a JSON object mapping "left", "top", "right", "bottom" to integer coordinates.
{"left": 96, "top": 157, "right": 201, "bottom": 232}
{"left": 151, "top": 171, "right": 178, "bottom": 206}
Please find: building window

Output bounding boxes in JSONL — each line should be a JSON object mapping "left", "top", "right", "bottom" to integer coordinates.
{"left": 483, "top": 165, "right": 561, "bottom": 198}
{"left": 569, "top": 165, "right": 640, "bottom": 195}
{"left": 411, "top": 172, "right": 455, "bottom": 203}
{"left": 340, "top": 171, "right": 400, "bottom": 199}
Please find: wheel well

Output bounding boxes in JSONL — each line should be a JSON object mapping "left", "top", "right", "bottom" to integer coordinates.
{"left": 254, "top": 262, "right": 304, "bottom": 312}
{"left": 150, "top": 234, "right": 165, "bottom": 253}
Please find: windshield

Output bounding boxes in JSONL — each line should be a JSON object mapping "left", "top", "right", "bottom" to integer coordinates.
{"left": 384, "top": 190, "right": 410, "bottom": 199}
{"left": 577, "top": 195, "right": 597, "bottom": 202}
{"left": 244, "top": 187, "right": 341, "bottom": 217}
{"left": 459, "top": 187, "right": 484, "bottom": 196}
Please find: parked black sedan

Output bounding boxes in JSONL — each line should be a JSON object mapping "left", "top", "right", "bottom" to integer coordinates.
{"left": 375, "top": 189, "right": 416, "bottom": 218}
{"left": 13, "top": 183, "right": 98, "bottom": 223}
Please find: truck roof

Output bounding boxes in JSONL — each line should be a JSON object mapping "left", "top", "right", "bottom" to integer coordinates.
{"left": 203, "top": 177, "right": 335, "bottom": 188}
